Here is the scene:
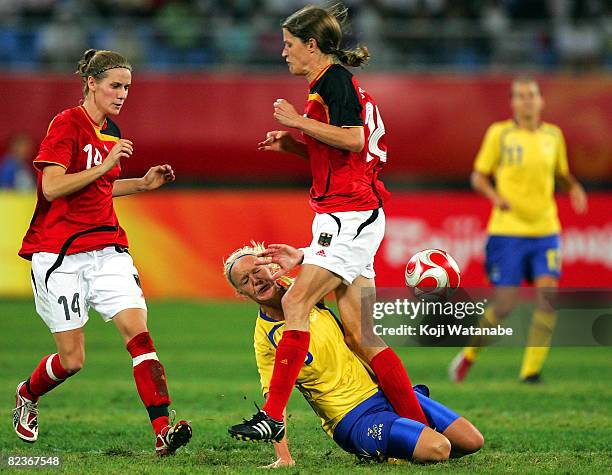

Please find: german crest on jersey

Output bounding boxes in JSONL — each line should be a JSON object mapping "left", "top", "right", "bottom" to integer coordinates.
{"left": 318, "top": 233, "right": 333, "bottom": 247}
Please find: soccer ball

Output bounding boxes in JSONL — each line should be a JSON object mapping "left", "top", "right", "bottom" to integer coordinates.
{"left": 405, "top": 249, "right": 461, "bottom": 300}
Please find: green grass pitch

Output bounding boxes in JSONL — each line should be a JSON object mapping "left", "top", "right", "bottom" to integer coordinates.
{"left": 1, "top": 299, "right": 611, "bottom": 474}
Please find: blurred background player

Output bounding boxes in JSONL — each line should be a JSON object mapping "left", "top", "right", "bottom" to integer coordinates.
{"left": 225, "top": 242, "right": 484, "bottom": 466}
{"left": 0, "top": 133, "right": 35, "bottom": 191}
{"left": 230, "top": 3, "right": 430, "bottom": 441}
{"left": 13, "top": 49, "right": 191, "bottom": 455}
{"left": 449, "top": 76, "right": 588, "bottom": 384}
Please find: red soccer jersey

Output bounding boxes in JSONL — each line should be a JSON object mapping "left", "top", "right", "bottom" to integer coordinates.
{"left": 19, "top": 106, "right": 128, "bottom": 260}
{"left": 304, "top": 64, "right": 390, "bottom": 213}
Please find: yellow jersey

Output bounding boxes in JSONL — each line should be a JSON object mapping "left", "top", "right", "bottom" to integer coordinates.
{"left": 254, "top": 303, "right": 379, "bottom": 437}
{"left": 474, "top": 119, "right": 570, "bottom": 237}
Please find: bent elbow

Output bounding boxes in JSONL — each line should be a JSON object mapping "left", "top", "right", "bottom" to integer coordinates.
{"left": 349, "top": 138, "right": 365, "bottom": 153}
{"left": 42, "top": 190, "right": 55, "bottom": 202}
{"left": 42, "top": 184, "right": 58, "bottom": 202}
{"left": 470, "top": 172, "right": 482, "bottom": 191}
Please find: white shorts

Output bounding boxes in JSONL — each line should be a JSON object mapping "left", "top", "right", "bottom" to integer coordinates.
{"left": 302, "top": 208, "right": 385, "bottom": 285}
{"left": 30, "top": 246, "right": 147, "bottom": 333}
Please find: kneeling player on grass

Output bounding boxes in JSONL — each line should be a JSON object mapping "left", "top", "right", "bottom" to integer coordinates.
{"left": 224, "top": 243, "right": 484, "bottom": 466}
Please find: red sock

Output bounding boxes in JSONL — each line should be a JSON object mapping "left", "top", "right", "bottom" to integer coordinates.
{"left": 370, "top": 348, "right": 428, "bottom": 425}
{"left": 262, "top": 330, "right": 310, "bottom": 421}
{"left": 21, "top": 354, "right": 72, "bottom": 401}
{"left": 127, "top": 332, "right": 171, "bottom": 434}
{"left": 151, "top": 416, "right": 169, "bottom": 435}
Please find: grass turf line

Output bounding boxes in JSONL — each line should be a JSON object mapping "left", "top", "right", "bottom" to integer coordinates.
{"left": 0, "top": 300, "right": 611, "bottom": 474}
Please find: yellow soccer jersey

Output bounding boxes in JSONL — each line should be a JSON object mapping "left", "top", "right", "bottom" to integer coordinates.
{"left": 474, "top": 119, "right": 570, "bottom": 236}
{"left": 254, "top": 303, "right": 378, "bottom": 437}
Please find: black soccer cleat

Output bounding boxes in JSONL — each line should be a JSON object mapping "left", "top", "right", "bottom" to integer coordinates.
{"left": 521, "top": 373, "right": 542, "bottom": 384}
{"left": 155, "top": 410, "right": 192, "bottom": 456}
{"left": 228, "top": 410, "right": 285, "bottom": 442}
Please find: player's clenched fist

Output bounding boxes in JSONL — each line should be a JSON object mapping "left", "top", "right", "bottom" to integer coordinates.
{"left": 273, "top": 99, "right": 302, "bottom": 128}
{"left": 103, "top": 139, "right": 133, "bottom": 171}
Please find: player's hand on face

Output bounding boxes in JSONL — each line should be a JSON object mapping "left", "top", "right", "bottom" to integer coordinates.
{"left": 255, "top": 244, "right": 304, "bottom": 280}
{"left": 258, "top": 130, "right": 296, "bottom": 153}
{"left": 142, "top": 164, "right": 175, "bottom": 191}
{"left": 273, "top": 99, "right": 302, "bottom": 129}
{"left": 103, "top": 139, "right": 133, "bottom": 171}
{"left": 259, "top": 457, "right": 296, "bottom": 469}
{"left": 570, "top": 184, "right": 588, "bottom": 214}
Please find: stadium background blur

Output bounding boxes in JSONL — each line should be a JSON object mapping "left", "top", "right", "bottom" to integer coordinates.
{"left": 1, "top": 0, "right": 611, "bottom": 298}
{"left": 0, "top": 1, "right": 611, "bottom": 472}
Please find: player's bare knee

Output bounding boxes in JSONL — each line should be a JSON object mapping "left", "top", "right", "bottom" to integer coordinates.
{"left": 463, "top": 429, "right": 484, "bottom": 453}
{"left": 455, "top": 427, "right": 484, "bottom": 454}
{"left": 444, "top": 418, "right": 485, "bottom": 455}
{"left": 414, "top": 429, "right": 451, "bottom": 463}
{"left": 430, "top": 436, "right": 452, "bottom": 462}
{"left": 420, "top": 436, "right": 451, "bottom": 463}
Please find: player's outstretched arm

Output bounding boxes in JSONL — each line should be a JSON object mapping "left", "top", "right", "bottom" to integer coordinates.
{"left": 262, "top": 445, "right": 295, "bottom": 468}
{"left": 113, "top": 165, "right": 176, "bottom": 197}
{"left": 260, "top": 406, "right": 295, "bottom": 469}
{"left": 262, "top": 434, "right": 295, "bottom": 468}
{"left": 255, "top": 244, "right": 304, "bottom": 280}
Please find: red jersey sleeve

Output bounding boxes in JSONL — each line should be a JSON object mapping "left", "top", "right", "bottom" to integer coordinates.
{"left": 33, "top": 114, "right": 76, "bottom": 171}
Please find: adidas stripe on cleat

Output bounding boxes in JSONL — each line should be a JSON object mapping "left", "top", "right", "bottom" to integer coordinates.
{"left": 228, "top": 410, "right": 285, "bottom": 442}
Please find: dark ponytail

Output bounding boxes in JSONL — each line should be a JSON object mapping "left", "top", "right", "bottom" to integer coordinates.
{"left": 335, "top": 46, "right": 370, "bottom": 67}
{"left": 75, "top": 49, "right": 132, "bottom": 97}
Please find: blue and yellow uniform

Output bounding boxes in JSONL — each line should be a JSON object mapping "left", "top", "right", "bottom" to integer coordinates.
{"left": 474, "top": 119, "right": 569, "bottom": 285}
{"left": 255, "top": 303, "right": 459, "bottom": 459}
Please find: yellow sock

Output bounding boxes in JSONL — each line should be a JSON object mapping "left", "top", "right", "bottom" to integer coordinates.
{"left": 463, "top": 307, "right": 499, "bottom": 362}
{"left": 520, "top": 310, "right": 557, "bottom": 379}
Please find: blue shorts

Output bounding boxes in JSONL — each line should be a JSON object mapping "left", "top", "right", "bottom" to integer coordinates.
{"left": 486, "top": 234, "right": 561, "bottom": 286}
{"left": 333, "top": 390, "right": 460, "bottom": 461}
